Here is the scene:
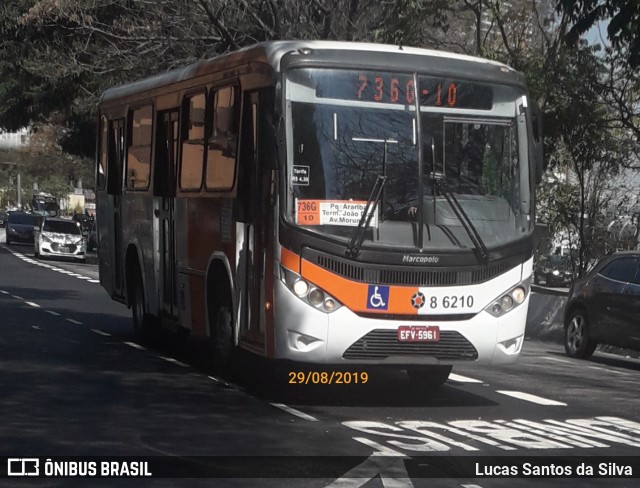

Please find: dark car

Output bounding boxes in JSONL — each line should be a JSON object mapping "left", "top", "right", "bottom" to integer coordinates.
{"left": 534, "top": 254, "right": 575, "bottom": 287}
{"left": 5, "top": 212, "right": 42, "bottom": 245}
{"left": 72, "top": 213, "right": 93, "bottom": 238}
{"left": 0, "top": 211, "right": 6, "bottom": 228}
{"left": 563, "top": 251, "right": 640, "bottom": 359}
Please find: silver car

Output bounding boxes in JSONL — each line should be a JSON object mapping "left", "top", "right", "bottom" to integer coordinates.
{"left": 34, "top": 218, "right": 86, "bottom": 263}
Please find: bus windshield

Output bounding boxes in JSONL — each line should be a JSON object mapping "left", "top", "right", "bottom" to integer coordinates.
{"left": 285, "top": 68, "right": 532, "bottom": 253}
{"left": 32, "top": 194, "right": 59, "bottom": 217}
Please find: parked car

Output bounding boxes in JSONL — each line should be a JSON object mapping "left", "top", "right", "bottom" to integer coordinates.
{"left": 563, "top": 251, "right": 640, "bottom": 359}
{"left": 0, "top": 210, "right": 7, "bottom": 228}
{"left": 34, "top": 218, "right": 86, "bottom": 263}
{"left": 534, "top": 254, "right": 575, "bottom": 287}
{"left": 5, "top": 212, "right": 42, "bottom": 245}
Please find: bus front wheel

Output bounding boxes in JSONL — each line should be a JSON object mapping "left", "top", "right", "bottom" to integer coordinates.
{"left": 406, "top": 365, "right": 452, "bottom": 391}
{"left": 211, "top": 300, "right": 235, "bottom": 373}
{"left": 131, "top": 271, "right": 156, "bottom": 343}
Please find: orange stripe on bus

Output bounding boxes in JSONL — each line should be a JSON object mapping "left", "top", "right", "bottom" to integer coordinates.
{"left": 280, "top": 247, "right": 300, "bottom": 273}
{"left": 300, "top": 259, "right": 418, "bottom": 315}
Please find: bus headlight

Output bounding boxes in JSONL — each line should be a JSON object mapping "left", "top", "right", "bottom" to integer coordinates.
{"left": 486, "top": 282, "right": 529, "bottom": 317}
{"left": 293, "top": 279, "right": 309, "bottom": 297}
{"left": 281, "top": 266, "right": 342, "bottom": 313}
{"left": 308, "top": 288, "right": 324, "bottom": 306}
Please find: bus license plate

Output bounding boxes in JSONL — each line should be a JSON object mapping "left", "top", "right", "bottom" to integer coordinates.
{"left": 397, "top": 326, "right": 440, "bottom": 343}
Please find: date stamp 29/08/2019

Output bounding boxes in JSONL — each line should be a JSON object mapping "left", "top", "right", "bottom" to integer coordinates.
{"left": 288, "top": 371, "right": 368, "bottom": 385}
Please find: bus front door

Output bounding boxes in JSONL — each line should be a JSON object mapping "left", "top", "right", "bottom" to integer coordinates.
{"left": 155, "top": 109, "right": 179, "bottom": 319}
{"left": 106, "top": 118, "right": 125, "bottom": 299}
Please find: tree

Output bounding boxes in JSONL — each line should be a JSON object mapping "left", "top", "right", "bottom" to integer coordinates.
{"left": 537, "top": 44, "right": 634, "bottom": 274}
{"left": 557, "top": 0, "right": 640, "bottom": 68}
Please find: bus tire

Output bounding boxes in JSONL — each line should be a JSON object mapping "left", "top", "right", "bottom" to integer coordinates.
{"left": 406, "top": 365, "right": 452, "bottom": 391}
{"left": 131, "top": 270, "right": 156, "bottom": 343}
{"left": 211, "top": 299, "right": 235, "bottom": 373}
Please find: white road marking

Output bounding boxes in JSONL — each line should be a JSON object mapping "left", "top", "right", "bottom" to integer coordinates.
{"left": 328, "top": 438, "right": 410, "bottom": 487}
{"left": 66, "top": 318, "right": 83, "bottom": 325}
{"left": 158, "top": 356, "right": 190, "bottom": 368}
{"left": 124, "top": 341, "right": 146, "bottom": 350}
{"left": 25, "top": 301, "right": 40, "bottom": 308}
{"left": 31, "top": 326, "right": 41, "bottom": 330}
{"left": 449, "top": 373, "right": 483, "bottom": 383}
{"left": 270, "top": 403, "right": 318, "bottom": 422}
{"left": 11, "top": 295, "right": 23, "bottom": 300}
{"left": 0, "top": 290, "right": 8, "bottom": 294}
{"left": 496, "top": 390, "right": 567, "bottom": 406}
{"left": 587, "top": 365, "right": 630, "bottom": 376}
{"left": 91, "top": 329, "right": 111, "bottom": 336}
{"left": 46, "top": 310, "right": 60, "bottom": 316}
{"left": 542, "top": 356, "right": 572, "bottom": 364}
{"left": 207, "top": 375, "right": 236, "bottom": 389}
{"left": 5, "top": 249, "right": 98, "bottom": 283}
{"left": 347, "top": 416, "right": 640, "bottom": 454}
{"left": 461, "top": 485, "right": 484, "bottom": 488}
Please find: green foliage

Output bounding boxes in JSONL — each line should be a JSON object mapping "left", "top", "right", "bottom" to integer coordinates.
{"left": 558, "top": 0, "right": 640, "bottom": 68}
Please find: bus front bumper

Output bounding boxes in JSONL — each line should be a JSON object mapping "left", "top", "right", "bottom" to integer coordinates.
{"left": 274, "top": 280, "right": 528, "bottom": 366}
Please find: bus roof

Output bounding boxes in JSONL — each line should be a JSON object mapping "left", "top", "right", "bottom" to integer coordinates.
{"left": 100, "top": 40, "right": 521, "bottom": 104}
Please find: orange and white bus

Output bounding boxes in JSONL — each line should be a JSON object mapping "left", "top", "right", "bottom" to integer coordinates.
{"left": 96, "top": 41, "right": 543, "bottom": 388}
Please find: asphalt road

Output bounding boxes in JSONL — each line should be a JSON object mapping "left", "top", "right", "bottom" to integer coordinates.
{"left": 1, "top": 232, "right": 640, "bottom": 488}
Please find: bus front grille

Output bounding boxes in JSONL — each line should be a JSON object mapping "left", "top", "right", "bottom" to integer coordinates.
{"left": 342, "top": 330, "right": 478, "bottom": 361}
{"left": 311, "top": 251, "right": 516, "bottom": 287}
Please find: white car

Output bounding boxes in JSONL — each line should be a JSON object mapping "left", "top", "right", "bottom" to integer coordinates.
{"left": 34, "top": 218, "right": 86, "bottom": 263}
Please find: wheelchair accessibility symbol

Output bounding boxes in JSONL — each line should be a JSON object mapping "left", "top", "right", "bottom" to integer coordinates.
{"left": 367, "top": 285, "right": 389, "bottom": 310}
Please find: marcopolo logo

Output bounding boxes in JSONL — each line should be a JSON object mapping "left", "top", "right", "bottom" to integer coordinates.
{"left": 8, "top": 458, "right": 39, "bottom": 476}
{"left": 402, "top": 255, "right": 439, "bottom": 264}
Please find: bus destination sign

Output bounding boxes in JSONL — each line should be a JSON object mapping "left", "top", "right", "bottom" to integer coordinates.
{"left": 315, "top": 71, "right": 493, "bottom": 110}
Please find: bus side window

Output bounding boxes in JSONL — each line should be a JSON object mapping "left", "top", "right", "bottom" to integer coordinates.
{"left": 126, "top": 105, "right": 153, "bottom": 190}
{"left": 206, "top": 86, "right": 240, "bottom": 191}
{"left": 107, "top": 119, "right": 125, "bottom": 195}
{"left": 179, "top": 92, "right": 206, "bottom": 190}
{"left": 97, "top": 115, "right": 108, "bottom": 191}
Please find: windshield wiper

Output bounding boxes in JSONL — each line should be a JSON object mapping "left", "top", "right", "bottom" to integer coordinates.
{"left": 345, "top": 175, "right": 387, "bottom": 258}
{"left": 431, "top": 173, "right": 489, "bottom": 262}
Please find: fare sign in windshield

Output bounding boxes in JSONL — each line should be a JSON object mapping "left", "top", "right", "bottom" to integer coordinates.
{"left": 296, "top": 199, "right": 378, "bottom": 227}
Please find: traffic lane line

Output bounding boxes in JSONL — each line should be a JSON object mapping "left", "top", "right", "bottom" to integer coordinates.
{"left": 449, "top": 374, "right": 483, "bottom": 384}
{"left": 270, "top": 403, "right": 319, "bottom": 422}
{"left": 496, "top": 390, "right": 567, "bottom": 406}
